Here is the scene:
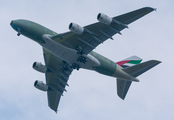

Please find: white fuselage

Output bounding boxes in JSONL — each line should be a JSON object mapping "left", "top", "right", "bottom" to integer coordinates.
{"left": 40, "top": 34, "right": 100, "bottom": 70}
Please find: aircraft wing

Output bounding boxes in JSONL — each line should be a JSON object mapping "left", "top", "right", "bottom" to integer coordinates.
{"left": 43, "top": 48, "right": 73, "bottom": 112}
{"left": 51, "top": 7, "right": 155, "bottom": 54}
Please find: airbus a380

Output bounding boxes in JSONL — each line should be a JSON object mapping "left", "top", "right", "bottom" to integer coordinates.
{"left": 10, "top": 7, "right": 161, "bottom": 112}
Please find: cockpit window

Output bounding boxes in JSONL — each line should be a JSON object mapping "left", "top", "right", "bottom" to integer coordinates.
{"left": 10, "top": 21, "right": 13, "bottom": 26}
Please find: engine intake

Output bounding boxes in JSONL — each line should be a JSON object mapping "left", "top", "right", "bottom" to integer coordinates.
{"left": 97, "top": 13, "right": 128, "bottom": 28}
{"left": 97, "top": 13, "right": 112, "bottom": 25}
{"left": 34, "top": 80, "right": 48, "bottom": 92}
{"left": 33, "top": 62, "right": 47, "bottom": 73}
{"left": 69, "top": 23, "right": 84, "bottom": 34}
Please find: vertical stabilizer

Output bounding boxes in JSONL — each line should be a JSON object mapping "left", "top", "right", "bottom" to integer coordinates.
{"left": 116, "top": 56, "right": 142, "bottom": 68}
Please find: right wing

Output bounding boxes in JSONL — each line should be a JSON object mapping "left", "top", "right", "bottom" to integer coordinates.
{"left": 51, "top": 7, "right": 155, "bottom": 54}
{"left": 43, "top": 48, "right": 73, "bottom": 112}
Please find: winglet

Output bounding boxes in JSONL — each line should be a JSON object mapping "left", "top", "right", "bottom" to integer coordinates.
{"left": 145, "top": 7, "right": 156, "bottom": 12}
{"left": 154, "top": 8, "right": 157, "bottom": 11}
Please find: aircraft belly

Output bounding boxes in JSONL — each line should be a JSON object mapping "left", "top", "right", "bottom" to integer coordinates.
{"left": 41, "top": 34, "right": 100, "bottom": 70}
{"left": 90, "top": 51, "right": 116, "bottom": 76}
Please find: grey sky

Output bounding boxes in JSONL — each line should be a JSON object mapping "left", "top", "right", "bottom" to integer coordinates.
{"left": 0, "top": 0, "right": 173, "bottom": 120}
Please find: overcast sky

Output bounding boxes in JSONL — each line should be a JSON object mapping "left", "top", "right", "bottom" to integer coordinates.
{"left": 0, "top": 0, "right": 174, "bottom": 120}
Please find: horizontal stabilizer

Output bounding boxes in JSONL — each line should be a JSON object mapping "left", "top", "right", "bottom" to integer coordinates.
{"left": 123, "top": 60, "right": 161, "bottom": 77}
{"left": 117, "top": 78, "right": 132, "bottom": 100}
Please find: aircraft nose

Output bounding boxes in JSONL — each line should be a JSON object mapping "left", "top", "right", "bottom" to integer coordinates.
{"left": 10, "top": 20, "right": 13, "bottom": 26}
{"left": 10, "top": 20, "right": 22, "bottom": 36}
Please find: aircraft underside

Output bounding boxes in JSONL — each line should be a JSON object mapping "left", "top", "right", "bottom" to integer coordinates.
{"left": 41, "top": 34, "right": 101, "bottom": 70}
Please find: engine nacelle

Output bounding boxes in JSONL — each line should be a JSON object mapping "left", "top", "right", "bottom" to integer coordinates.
{"left": 69, "top": 23, "right": 84, "bottom": 34}
{"left": 33, "top": 62, "right": 47, "bottom": 73}
{"left": 97, "top": 13, "right": 112, "bottom": 25}
{"left": 34, "top": 80, "right": 48, "bottom": 92}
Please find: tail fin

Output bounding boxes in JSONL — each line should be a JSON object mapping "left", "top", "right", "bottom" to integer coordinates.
{"left": 116, "top": 56, "right": 142, "bottom": 68}
{"left": 117, "top": 60, "right": 161, "bottom": 100}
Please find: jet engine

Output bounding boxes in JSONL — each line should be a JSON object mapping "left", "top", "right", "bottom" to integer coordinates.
{"left": 69, "top": 23, "right": 84, "bottom": 34}
{"left": 33, "top": 62, "right": 47, "bottom": 73}
{"left": 97, "top": 13, "right": 112, "bottom": 25}
{"left": 34, "top": 80, "right": 48, "bottom": 92}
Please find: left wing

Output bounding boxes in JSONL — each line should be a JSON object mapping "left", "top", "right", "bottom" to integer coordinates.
{"left": 51, "top": 7, "right": 155, "bottom": 54}
{"left": 43, "top": 48, "right": 73, "bottom": 112}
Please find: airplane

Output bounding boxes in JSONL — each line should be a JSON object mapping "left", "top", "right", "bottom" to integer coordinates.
{"left": 10, "top": 7, "right": 161, "bottom": 112}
